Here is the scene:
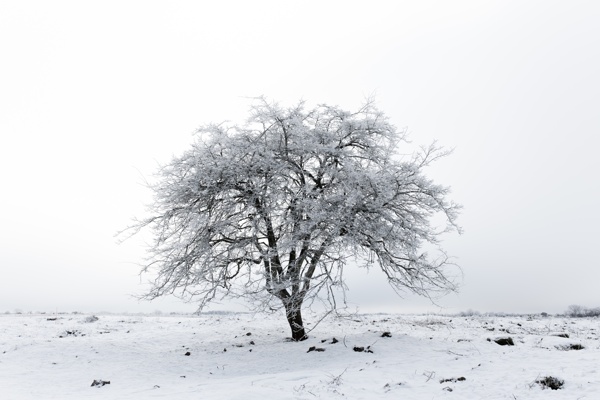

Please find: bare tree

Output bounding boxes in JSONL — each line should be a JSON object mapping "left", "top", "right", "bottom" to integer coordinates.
{"left": 126, "top": 99, "right": 461, "bottom": 341}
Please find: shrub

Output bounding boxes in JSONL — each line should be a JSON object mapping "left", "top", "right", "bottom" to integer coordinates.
{"left": 536, "top": 376, "right": 564, "bottom": 390}
{"left": 458, "top": 309, "right": 480, "bottom": 317}
{"left": 566, "top": 305, "right": 600, "bottom": 318}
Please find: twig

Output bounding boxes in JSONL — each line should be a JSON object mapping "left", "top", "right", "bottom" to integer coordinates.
{"left": 305, "top": 309, "right": 333, "bottom": 336}
{"left": 423, "top": 370, "right": 436, "bottom": 382}
{"left": 327, "top": 368, "right": 347, "bottom": 386}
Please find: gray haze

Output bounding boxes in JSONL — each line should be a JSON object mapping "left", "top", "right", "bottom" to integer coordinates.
{"left": 1, "top": 1, "right": 598, "bottom": 315}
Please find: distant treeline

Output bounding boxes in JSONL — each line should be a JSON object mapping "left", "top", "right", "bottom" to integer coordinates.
{"left": 456, "top": 306, "right": 600, "bottom": 318}
{"left": 565, "top": 305, "right": 600, "bottom": 318}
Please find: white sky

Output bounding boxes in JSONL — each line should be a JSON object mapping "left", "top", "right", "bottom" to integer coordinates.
{"left": 1, "top": 0, "right": 598, "bottom": 315}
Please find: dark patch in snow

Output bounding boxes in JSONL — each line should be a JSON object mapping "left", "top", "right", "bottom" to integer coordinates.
{"left": 440, "top": 377, "right": 466, "bottom": 383}
{"left": 59, "top": 330, "right": 85, "bottom": 338}
{"left": 307, "top": 346, "right": 325, "bottom": 353}
{"left": 353, "top": 346, "right": 373, "bottom": 353}
{"left": 536, "top": 376, "right": 564, "bottom": 390}
{"left": 184, "top": 351, "right": 191, "bottom": 356}
{"left": 489, "top": 337, "right": 514, "bottom": 346}
{"left": 557, "top": 343, "right": 584, "bottom": 350}
{"left": 381, "top": 332, "right": 392, "bottom": 338}
{"left": 91, "top": 379, "right": 110, "bottom": 388}
{"left": 383, "top": 382, "right": 403, "bottom": 392}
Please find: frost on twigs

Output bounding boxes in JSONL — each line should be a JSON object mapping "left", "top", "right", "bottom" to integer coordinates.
{"left": 124, "top": 97, "right": 462, "bottom": 340}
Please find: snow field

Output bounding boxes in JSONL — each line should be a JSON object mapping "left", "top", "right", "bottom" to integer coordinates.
{"left": 0, "top": 312, "right": 598, "bottom": 399}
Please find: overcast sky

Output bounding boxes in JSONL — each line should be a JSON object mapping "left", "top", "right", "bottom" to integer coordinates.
{"left": 1, "top": 0, "right": 598, "bottom": 315}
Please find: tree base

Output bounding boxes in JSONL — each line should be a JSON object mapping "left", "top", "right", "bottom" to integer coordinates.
{"left": 286, "top": 305, "right": 307, "bottom": 341}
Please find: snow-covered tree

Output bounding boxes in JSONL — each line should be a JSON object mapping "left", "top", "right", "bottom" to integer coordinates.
{"left": 128, "top": 99, "right": 461, "bottom": 341}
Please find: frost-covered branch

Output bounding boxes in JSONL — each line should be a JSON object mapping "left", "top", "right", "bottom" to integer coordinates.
{"left": 123, "top": 98, "right": 462, "bottom": 340}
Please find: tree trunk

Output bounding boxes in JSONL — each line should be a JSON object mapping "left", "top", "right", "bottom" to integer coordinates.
{"left": 285, "top": 302, "right": 307, "bottom": 341}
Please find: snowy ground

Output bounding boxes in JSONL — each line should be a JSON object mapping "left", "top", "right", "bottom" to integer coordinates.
{"left": 1, "top": 312, "right": 598, "bottom": 399}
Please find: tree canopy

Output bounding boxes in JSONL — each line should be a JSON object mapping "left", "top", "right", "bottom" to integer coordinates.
{"left": 129, "top": 99, "right": 461, "bottom": 340}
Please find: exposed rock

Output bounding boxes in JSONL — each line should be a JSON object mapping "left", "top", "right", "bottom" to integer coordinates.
{"left": 488, "top": 337, "right": 514, "bottom": 346}
{"left": 84, "top": 316, "right": 99, "bottom": 323}
{"left": 440, "top": 377, "right": 466, "bottom": 383}
{"left": 91, "top": 379, "right": 110, "bottom": 388}
{"left": 556, "top": 343, "right": 584, "bottom": 350}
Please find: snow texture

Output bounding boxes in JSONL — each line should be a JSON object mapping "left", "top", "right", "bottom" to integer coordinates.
{"left": 1, "top": 312, "right": 598, "bottom": 399}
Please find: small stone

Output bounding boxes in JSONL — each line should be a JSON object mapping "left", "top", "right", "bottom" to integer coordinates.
{"left": 493, "top": 337, "right": 514, "bottom": 346}
{"left": 91, "top": 379, "right": 110, "bottom": 388}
